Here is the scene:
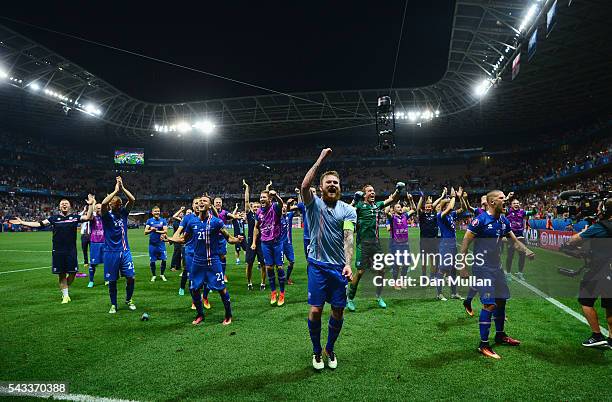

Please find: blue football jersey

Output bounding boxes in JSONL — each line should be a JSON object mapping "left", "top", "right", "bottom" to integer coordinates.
{"left": 184, "top": 215, "right": 225, "bottom": 265}
{"left": 437, "top": 210, "right": 457, "bottom": 239}
{"left": 467, "top": 212, "right": 511, "bottom": 270}
{"left": 281, "top": 211, "right": 294, "bottom": 244}
{"left": 102, "top": 208, "right": 130, "bottom": 252}
{"left": 179, "top": 213, "right": 199, "bottom": 253}
{"left": 146, "top": 217, "right": 167, "bottom": 245}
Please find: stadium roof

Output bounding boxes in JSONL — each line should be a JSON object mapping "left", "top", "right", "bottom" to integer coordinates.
{"left": 0, "top": 0, "right": 611, "bottom": 143}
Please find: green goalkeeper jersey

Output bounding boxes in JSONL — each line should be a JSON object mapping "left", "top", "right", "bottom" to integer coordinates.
{"left": 355, "top": 200, "right": 385, "bottom": 243}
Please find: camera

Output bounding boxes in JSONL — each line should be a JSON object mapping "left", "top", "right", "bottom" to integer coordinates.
{"left": 558, "top": 189, "right": 612, "bottom": 224}
{"left": 375, "top": 96, "right": 396, "bottom": 151}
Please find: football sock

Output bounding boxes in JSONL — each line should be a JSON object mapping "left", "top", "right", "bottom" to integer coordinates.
{"left": 466, "top": 287, "right": 477, "bottom": 303}
{"left": 220, "top": 290, "right": 232, "bottom": 318}
{"left": 160, "top": 260, "right": 166, "bottom": 275}
{"left": 149, "top": 262, "right": 156, "bottom": 276}
{"left": 326, "top": 317, "right": 344, "bottom": 353}
{"left": 450, "top": 268, "right": 458, "bottom": 294}
{"left": 61, "top": 288, "right": 69, "bottom": 297}
{"left": 126, "top": 278, "right": 134, "bottom": 301}
{"left": 494, "top": 303, "right": 506, "bottom": 333}
{"left": 347, "top": 282, "right": 358, "bottom": 300}
{"left": 203, "top": 287, "right": 210, "bottom": 300}
{"left": 277, "top": 267, "right": 286, "bottom": 292}
{"left": 89, "top": 264, "right": 96, "bottom": 282}
{"left": 308, "top": 319, "right": 322, "bottom": 355}
{"left": 479, "top": 309, "right": 493, "bottom": 342}
{"left": 286, "top": 262, "right": 294, "bottom": 280}
{"left": 435, "top": 271, "right": 444, "bottom": 295}
{"left": 109, "top": 281, "right": 118, "bottom": 306}
{"left": 180, "top": 270, "right": 189, "bottom": 290}
{"left": 267, "top": 268, "right": 276, "bottom": 291}
{"left": 190, "top": 289, "right": 204, "bottom": 316}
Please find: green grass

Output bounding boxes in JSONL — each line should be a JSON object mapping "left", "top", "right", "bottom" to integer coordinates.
{"left": 0, "top": 229, "right": 610, "bottom": 401}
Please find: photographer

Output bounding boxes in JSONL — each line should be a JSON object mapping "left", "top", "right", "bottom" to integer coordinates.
{"left": 567, "top": 198, "right": 612, "bottom": 349}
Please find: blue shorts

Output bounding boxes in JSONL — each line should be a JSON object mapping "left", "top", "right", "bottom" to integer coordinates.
{"left": 474, "top": 268, "right": 510, "bottom": 305}
{"left": 303, "top": 238, "right": 310, "bottom": 259}
{"left": 262, "top": 239, "right": 283, "bottom": 267}
{"left": 103, "top": 250, "right": 135, "bottom": 281}
{"left": 184, "top": 249, "right": 194, "bottom": 274}
{"left": 307, "top": 260, "right": 348, "bottom": 308}
{"left": 389, "top": 241, "right": 410, "bottom": 260}
{"left": 89, "top": 242, "right": 105, "bottom": 266}
{"left": 246, "top": 241, "right": 264, "bottom": 265}
{"left": 234, "top": 237, "right": 248, "bottom": 252}
{"left": 190, "top": 258, "right": 225, "bottom": 291}
{"left": 438, "top": 239, "right": 457, "bottom": 272}
{"left": 52, "top": 249, "right": 78, "bottom": 274}
{"left": 148, "top": 243, "right": 167, "bottom": 262}
{"left": 283, "top": 240, "right": 295, "bottom": 263}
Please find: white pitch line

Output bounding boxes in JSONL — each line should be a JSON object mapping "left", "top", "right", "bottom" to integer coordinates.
{"left": 0, "top": 254, "right": 148, "bottom": 275}
{"left": 0, "top": 387, "right": 138, "bottom": 402}
{"left": 0, "top": 249, "right": 52, "bottom": 253}
{"left": 511, "top": 273, "right": 609, "bottom": 337}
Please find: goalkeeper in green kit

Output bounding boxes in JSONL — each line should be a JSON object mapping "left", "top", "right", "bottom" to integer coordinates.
{"left": 347, "top": 182, "right": 403, "bottom": 311}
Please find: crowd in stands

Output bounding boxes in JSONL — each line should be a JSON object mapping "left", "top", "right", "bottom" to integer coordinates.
{"left": 0, "top": 118, "right": 609, "bottom": 227}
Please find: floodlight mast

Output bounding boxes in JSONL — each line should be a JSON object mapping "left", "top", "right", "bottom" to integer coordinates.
{"left": 375, "top": 95, "right": 396, "bottom": 151}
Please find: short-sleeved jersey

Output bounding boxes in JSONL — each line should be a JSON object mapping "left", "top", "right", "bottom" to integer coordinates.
{"left": 505, "top": 208, "right": 527, "bottom": 236}
{"left": 467, "top": 212, "right": 512, "bottom": 270}
{"left": 388, "top": 212, "right": 410, "bottom": 243}
{"left": 281, "top": 211, "right": 294, "bottom": 244}
{"left": 418, "top": 211, "right": 438, "bottom": 238}
{"left": 179, "top": 213, "right": 199, "bottom": 253}
{"left": 306, "top": 196, "right": 357, "bottom": 268}
{"left": 101, "top": 208, "right": 130, "bottom": 252}
{"left": 183, "top": 215, "right": 225, "bottom": 265}
{"left": 355, "top": 200, "right": 385, "bottom": 243}
{"left": 146, "top": 217, "right": 167, "bottom": 245}
{"left": 256, "top": 202, "right": 282, "bottom": 242}
{"left": 472, "top": 207, "right": 486, "bottom": 216}
{"left": 47, "top": 213, "right": 81, "bottom": 252}
{"left": 437, "top": 210, "right": 457, "bottom": 239}
{"left": 297, "top": 202, "right": 310, "bottom": 241}
{"left": 90, "top": 214, "right": 105, "bottom": 243}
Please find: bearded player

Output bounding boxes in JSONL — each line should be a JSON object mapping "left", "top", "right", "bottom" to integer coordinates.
{"left": 346, "top": 183, "right": 401, "bottom": 311}
{"left": 459, "top": 190, "right": 535, "bottom": 359}
{"left": 301, "top": 148, "right": 356, "bottom": 370}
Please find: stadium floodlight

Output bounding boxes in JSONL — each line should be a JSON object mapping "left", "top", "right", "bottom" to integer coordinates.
{"left": 407, "top": 111, "right": 418, "bottom": 122}
{"left": 196, "top": 120, "right": 216, "bottom": 135}
{"left": 29, "top": 82, "right": 40, "bottom": 91}
{"left": 0, "top": 69, "right": 7, "bottom": 79}
{"left": 84, "top": 103, "right": 102, "bottom": 116}
{"left": 474, "top": 79, "right": 492, "bottom": 97}
{"left": 435, "top": 109, "right": 440, "bottom": 116}
{"left": 176, "top": 121, "right": 192, "bottom": 133}
{"left": 518, "top": 4, "right": 538, "bottom": 32}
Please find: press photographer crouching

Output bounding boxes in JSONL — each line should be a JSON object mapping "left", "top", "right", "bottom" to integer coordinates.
{"left": 565, "top": 197, "right": 612, "bottom": 349}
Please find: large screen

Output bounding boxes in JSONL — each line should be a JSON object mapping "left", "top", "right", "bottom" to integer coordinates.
{"left": 114, "top": 148, "right": 144, "bottom": 165}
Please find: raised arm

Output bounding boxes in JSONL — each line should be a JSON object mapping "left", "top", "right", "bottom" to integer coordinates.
{"left": 9, "top": 217, "right": 49, "bottom": 228}
{"left": 100, "top": 179, "right": 121, "bottom": 215}
{"left": 243, "top": 180, "right": 251, "bottom": 213}
{"left": 432, "top": 187, "right": 447, "bottom": 209}
{"left": 301, "top": 148, "right": 332, "bottom": 205}
{"left": 80, "top": 194, "right": 95, "bottom": 222}
{"left": 265, "top": 180, "right": 273, "bottom": 191}
{"left": 117, "top": 176, "right": 136, "bottom": 211}
{"left": 382, "top": 183, "right": 403, "bottom": 208}
{"left": 417, "top": 195, "right": 424, "bottom": 212}
{"left": 455, "top": 187, "right": 465, "bottom": 214}
{"left": 440, "top": 188, "right": 456, "bottom": 217}
{"left": 171, "top": 206, "right": 186, "bottom": 221}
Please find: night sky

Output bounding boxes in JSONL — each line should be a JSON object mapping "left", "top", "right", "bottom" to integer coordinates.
{"left": 1, "top": 1, "right": 454, "bottom": 102}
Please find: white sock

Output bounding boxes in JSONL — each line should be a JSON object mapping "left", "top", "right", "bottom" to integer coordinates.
{"left": 62, "top": 288, "right": 69, "bottom": 297}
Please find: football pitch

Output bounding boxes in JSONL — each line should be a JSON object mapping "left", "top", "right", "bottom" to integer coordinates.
{"left": 1, "top": 229, "right": 610, "bottom": 401}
